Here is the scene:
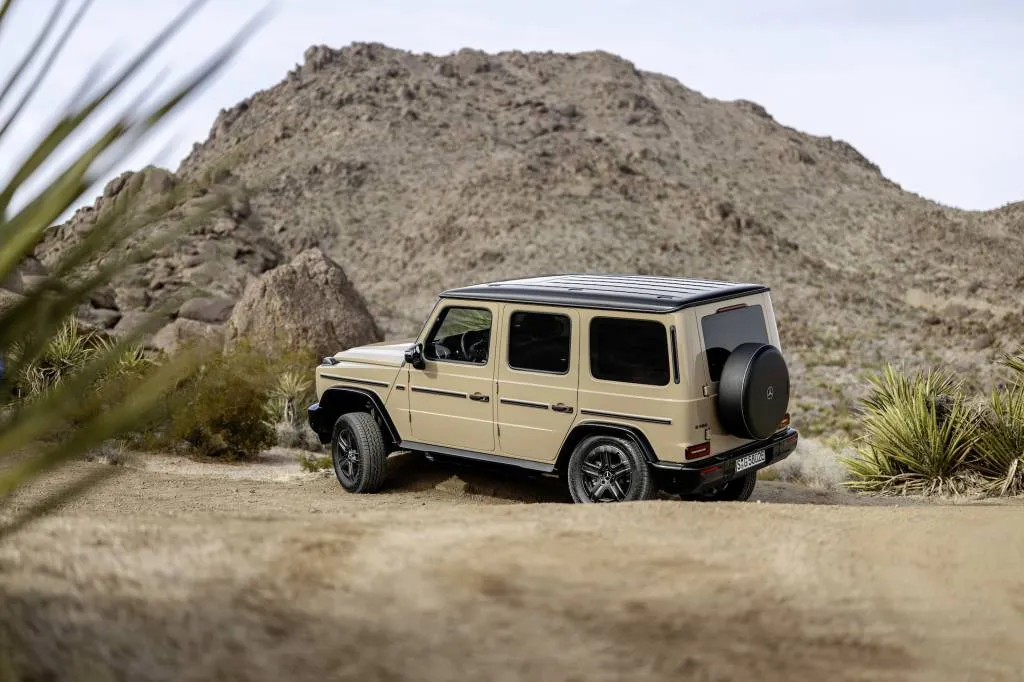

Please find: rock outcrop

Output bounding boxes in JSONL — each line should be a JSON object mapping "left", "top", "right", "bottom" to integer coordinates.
{"left": 225, "top": 249, "right": 382, "bottom": 358}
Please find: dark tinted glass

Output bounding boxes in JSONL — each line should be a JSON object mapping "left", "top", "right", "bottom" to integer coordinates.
{"left": 701, "top": 304, "right": 769, "bottom": 381}
{"left": 507, "top": 311, "right": 572, "bottom": 374}
{"left": 589, "top": 317, "right": 669, "bottom": 386}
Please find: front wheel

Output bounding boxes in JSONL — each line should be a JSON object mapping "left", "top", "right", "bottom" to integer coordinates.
{"left": 332, "top": 412, "right": 387, "bottom": 493}
{"left": 566, "top": 434, "right": 654, "bottom": 503}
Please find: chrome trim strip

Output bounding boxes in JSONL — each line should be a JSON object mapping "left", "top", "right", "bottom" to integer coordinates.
{"left": 410, "top": 386, "right": 467, "bottom": 399}
{"left": 319, "top": 373, "right": 391, "bottom": 388}
{"left": 395, "top": 384, "right": 406, "bottom": 391}
{"left": 579, "top": 409, "right": 672, "bottom": 425}
{"left": 499, "top": 398, "right": 549, "bottom": 410}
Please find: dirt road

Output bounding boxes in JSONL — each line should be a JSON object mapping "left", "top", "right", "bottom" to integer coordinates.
{"left": 1, "top": 451, "right": 1022, "bottom": 682}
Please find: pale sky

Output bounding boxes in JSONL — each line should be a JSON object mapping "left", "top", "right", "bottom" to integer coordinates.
{"left": 1, "top": 0, "right": 1022, "bottom": 214}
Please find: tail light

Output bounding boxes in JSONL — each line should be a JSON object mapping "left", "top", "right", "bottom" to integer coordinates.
{"left": 685, "top": 442, "right": 711, "bottom": 460}
{"left": 777, "top": 413, "right": 791, "bottom": 430}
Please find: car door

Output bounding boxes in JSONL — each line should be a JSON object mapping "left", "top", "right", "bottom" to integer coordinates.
{"left": 407, "top": 302, "right": 499, "bottom": 453}
{"left": 495, "top": 304, "right": 580, "bottom": 464}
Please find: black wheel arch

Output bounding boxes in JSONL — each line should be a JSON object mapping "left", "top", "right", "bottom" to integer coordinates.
{"left": 313, "top": 387, "right": 401, "bottom": 448}
{"left": 556, "top": 422, "right": 658, "bottom": 473}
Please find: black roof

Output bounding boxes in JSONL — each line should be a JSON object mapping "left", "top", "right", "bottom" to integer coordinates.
{"left": 440, "top": 274, "right": 768, "bottom": 313}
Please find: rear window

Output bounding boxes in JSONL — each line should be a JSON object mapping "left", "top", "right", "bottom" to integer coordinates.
{"left": 589, "top": 317, "right": 669, "bottom": 386}
{"left": 701, "top": 304, "right": 770, "bottom": 381}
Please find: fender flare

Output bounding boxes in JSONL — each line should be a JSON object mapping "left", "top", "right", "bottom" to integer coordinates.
{"left": 312, "top": 386, "right": 402, "bottom": 446}
{"left": 556, "top": 421, "right": 659, "bottom": 470}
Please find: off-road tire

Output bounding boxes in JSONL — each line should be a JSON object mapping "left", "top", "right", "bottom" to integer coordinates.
{"left": 332, "top": 412, "right": 387, "bottom": 493}
{"left": 566, "top": 434, "right": 654, "bottom": 503}
{"left": 717, "top": 342, "right": 790, "bottom": 440}
{"left": 703, "top": 472, "right": 757, "bottom": 502}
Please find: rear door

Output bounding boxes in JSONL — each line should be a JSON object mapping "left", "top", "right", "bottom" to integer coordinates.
{"left": 495, "top": 304, "right": 580, "bottom": 464}
{"left": 691, "top": 293, "right": 778, "bottom": 450}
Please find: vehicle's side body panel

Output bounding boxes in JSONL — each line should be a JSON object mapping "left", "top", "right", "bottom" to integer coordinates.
{"left": 570, "top": 308, "right": 699, "bottom": 465}
{"left": 494, "top": 303, "right": 580, "bottom": 464}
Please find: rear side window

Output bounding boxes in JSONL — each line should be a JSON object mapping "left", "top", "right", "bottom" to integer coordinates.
{"left": 589, "top": 317, "right": 669, "bottom": 386}
{"left": 701, "top": 304, "right": 770, "bottom": 381}
{"left": 508, "top": 311, "right": 572, "bottom": 374}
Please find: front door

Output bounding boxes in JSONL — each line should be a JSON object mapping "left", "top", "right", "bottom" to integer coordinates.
{"left": 496, "top": 305, "right": 579, "bottom": 464}
{"left": 407, "top": 302, "right": 498, "bottom": 453}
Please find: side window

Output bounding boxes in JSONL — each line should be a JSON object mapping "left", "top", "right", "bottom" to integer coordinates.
{"left": 507, "top": 311, "right": 572, "bottom": 374}
{"left": 424, "top": 306, "right": 492, "bottom": 365}
{"left": 589, "top": 317, "right": 669, "bottom": 386}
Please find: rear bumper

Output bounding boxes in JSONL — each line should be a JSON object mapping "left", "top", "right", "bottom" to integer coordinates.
{"left": 651, "top": 428, "right": 799, "bottom": 495}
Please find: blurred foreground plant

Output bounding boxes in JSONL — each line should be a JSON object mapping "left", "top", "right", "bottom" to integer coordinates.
{"left": 0, "top": 0, "right": 266, "bottom": 539}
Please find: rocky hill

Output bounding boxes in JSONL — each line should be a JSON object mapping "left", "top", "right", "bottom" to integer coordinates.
{"left": 33, "top": 42, "right": 1024, "bottom": 434}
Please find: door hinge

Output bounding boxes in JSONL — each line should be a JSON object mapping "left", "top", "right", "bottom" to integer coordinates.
{"left": 703, "top": 427, "right": 711, "bottom": 441}
{"left": 702, "top": 384, "right": 710, "bottom": 397}
{"left": 497, "top": 424, "right": 501, "bottom": 437}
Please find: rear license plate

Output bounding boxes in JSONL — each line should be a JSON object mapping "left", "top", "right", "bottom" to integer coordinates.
{"left": 735, "top": 449, "right": 766, "bottom": 473}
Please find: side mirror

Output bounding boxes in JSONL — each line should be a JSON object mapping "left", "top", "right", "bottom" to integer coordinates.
{"left": 404, "top": 343, "right": 426, "bottom": 370}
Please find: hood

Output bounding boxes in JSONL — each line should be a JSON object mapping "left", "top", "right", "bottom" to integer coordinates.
{"left": 331, "top": 339, "right": 414, "bottom": 367}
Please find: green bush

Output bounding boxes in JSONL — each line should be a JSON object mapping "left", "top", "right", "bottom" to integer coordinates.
{"left": 842, "top": 365, "right": 980, "bottom": 495}
{"left": 973, "top": 386, "right": 1024, "bottom": 496}
{"left": 149, "top": 342, "right": 278, "bottom": 461}
{"left": 844, "top": 348, "right": 1024, "bottom": 497}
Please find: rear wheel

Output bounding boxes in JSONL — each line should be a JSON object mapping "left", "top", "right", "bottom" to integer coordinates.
{"left": 700, "top": 472, "right": 757, "bottom": 502}
{"left": 566, "top": 434, "right": 654, "bottom": 503}
{"left": 332, "top": 412, "right": 387, "bottom": 493}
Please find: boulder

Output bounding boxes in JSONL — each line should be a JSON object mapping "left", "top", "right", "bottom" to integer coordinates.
{"left": 88, "top": 286, "right": 119, "bottom": 311}
{"left": 226, "top": 248, "right": 382, "bottom": 358}
{"left": 77, "top": 305, "right": 122, "bottom": 330}
{"left": 178, "top": 296, "right": 235, "bottom": 324}
{"left": 148, "top": 318, "right": 224, "bottom": 354}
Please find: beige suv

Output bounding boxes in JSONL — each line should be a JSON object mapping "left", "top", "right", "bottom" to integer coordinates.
{"left": 307, "top": 274, "right": 798, "bottom": 503}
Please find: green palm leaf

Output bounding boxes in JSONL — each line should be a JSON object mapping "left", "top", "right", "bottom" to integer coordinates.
{"left": 0, "top": 0, "right": 268, "bottom": 536}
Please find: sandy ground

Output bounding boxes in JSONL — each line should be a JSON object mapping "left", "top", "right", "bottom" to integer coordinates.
{"left": 1, "top": 450, "right": 1023, "bottom": 682}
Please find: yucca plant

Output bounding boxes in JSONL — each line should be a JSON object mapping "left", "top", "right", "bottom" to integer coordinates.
{"left": 268, "top": 370, "right": 313, "bottom": 425}
{"left": 973, "top": 386, "right": 1024, "bottom": 496}
{"left": 1000, "top": 346, "right": 1024, "bottom": 385}
{"left": 0, "top": 0, "right": 265, "bottom": 539}
{"left": 842, "top": 364, "right": 980, "bottom": 495}
{"left": 971, "top": 348, "right": 1024, "bottom": 496}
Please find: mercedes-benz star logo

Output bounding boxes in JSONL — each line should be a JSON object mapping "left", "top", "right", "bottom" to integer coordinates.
{"left": 766, "top": 385, "right": 775, "bottom": 400}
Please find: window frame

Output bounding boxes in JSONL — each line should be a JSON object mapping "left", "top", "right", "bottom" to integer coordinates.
{"left": 422, "top": 304, "right": 494, "bottom": 367}
{"left": 588, "top": 315, "right": 671, "bottom": 387}
{"left": 505, "top": 309, "right": 573, "bottom": 376}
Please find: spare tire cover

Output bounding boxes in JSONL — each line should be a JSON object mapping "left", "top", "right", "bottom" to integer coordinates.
{"left": 716, "top": 342, "right": 790, "bottom": 440}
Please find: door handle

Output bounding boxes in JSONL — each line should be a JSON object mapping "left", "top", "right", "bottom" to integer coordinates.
{"left": 469, "top": 392, "right": 490, "bottom": 402}
{"left": 552, "top": 403, "right": 574, "bottom": 413}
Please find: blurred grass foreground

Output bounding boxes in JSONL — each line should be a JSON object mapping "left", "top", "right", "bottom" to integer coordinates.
{"left": 0, "top": 0, "right": 263, "bottom": 539}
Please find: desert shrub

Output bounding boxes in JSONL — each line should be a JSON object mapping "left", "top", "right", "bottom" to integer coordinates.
{"left": 148, "top": 342, "right": 277, "bottom": 460}
{"left": 298, "top": 452, "right": 332, "bottom": 472}
{"left": 972, "top": 386, "right": 1024, "bottom": 496}
{"left": 268, "top": 370, "right": 314, "bottom": 426}
{"left": 842, "top": 365, "right": 980, "bottom": 495}
{"left": 1001, "top": 346, "right": 1024, "bottom": 383}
